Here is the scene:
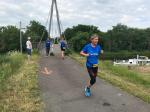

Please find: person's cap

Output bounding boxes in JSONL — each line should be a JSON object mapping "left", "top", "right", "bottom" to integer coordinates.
{"left": 28, "top": 37, "right": 31, "bottom": 40}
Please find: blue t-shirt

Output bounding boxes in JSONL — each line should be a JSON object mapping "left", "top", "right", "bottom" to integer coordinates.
{"left": 60, "top": 41, "right": 66, "bottom": 48}
{"left": 82, "top": 43, "right": 101, "bottom": 67}
{"left": 45, "top": 40, "right": 51, "bottom": 48}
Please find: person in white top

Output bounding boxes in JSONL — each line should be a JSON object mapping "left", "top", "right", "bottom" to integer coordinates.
{"left": 26, "top": 37, "right": 32, "bottom": 61}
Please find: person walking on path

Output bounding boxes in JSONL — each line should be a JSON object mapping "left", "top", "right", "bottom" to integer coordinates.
{"left": 45, "top": 37, "right": 51, "bottom": 57}
{"left": 80, "top": 34, "right": 103, "bottom": 97}
{"left": 26, "top": 37, "right": 32, "bottom": 61}
{"left": 60, "top": 38, "right": 67, "bottom": 59}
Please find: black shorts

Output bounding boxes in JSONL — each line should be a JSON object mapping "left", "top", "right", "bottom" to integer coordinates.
{"left": 61, "top": 47, "right": 65, "bottom": 51}
{"left": 27, "top": 48, "right": 31, "bottom": 55}
{"left": 87, "top": 66, "right": 98, "bottom": 77}
{"left": 87, "top": 66, "right": 98, "bottom": 85}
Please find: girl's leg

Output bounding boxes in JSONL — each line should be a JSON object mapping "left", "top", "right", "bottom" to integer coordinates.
{"left": 61, "top": 51, "right": 64, "bottom": 59}
{"left": 46, "top": 48, "right": 48, "bottom": 56}
{"left": 87, "top": 67, "right": 98, "bottom": 88}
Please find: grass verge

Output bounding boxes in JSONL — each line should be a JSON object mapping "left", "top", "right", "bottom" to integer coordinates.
{"left": 0, "top": 51, "right": 43, "bottom": 112}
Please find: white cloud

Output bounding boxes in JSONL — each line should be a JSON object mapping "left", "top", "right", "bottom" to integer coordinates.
{"left": 0, "top": 0, "right": 150, "bottom": 32}
{"left": 120, "top": 15, "right": 135, "bottom": 24}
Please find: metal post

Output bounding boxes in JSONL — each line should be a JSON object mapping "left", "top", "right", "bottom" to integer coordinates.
{"left": 20, "top": 21, "right": 22, "bottom": 53}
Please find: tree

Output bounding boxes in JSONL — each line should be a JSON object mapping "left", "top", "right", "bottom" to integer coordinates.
{"left": 69, "top": 32, "right": 89, "bottom": 52}
{"left": 0, "top": 26, "right": 20, "bottom": 52}
{"left": 25, "top": 20, "right": 48, "bottom": 42}
{"left": 0, "top": 20, "right": 48, "bottom": 53}
{"left": 145, "top": 28, "right": 150, "bottom": 50}
{"left": 63, "top": 23, "right": 150, "bottom": 52}
{"left": 103, "top": 24, "right": 150, "bottom": 51}
{"left": 63, "top": 24, "right": 101, "bottom": 40}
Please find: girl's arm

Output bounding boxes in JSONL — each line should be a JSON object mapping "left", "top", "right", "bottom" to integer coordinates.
{"left": 80, "top": 51, "right": 89, "bottom": 57}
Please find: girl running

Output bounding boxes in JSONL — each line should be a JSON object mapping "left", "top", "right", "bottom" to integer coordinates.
{"left": 80, "top": 34, "right": 103, "bottom": 97}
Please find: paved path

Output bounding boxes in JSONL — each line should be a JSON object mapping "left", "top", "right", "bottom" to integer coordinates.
{"left": 38, "top": 45, "right": 150, "bottom": 112}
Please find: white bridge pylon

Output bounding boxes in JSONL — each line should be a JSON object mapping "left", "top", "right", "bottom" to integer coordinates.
{"left": 49, "top": 0, "right": 62, "bottom": 38}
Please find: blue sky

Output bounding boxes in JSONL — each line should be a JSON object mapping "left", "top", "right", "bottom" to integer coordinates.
{"left": 0, "top": 0, "right": 150, "bottom": 32}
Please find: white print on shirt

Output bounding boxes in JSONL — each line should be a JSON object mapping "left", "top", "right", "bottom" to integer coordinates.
{"left": 89, "top": 53, "right": 98, "bottom": 56}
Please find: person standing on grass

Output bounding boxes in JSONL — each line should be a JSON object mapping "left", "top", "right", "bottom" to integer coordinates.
{"left": 80, "top": 34, "right": 103, "bottom": 97}
{"left": 45, "top": 37, "right": 51, "bottom": 57}
{"left": 26, "top": 37, "right": 32, "bottom": 61}
{"left": 60, "top": 38, "right": 66, "bottom": 60}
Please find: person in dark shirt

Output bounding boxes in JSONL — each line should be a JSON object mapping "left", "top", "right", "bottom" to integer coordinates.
{"left": 45, "top": 37, "right": 51, "bottom": 56}
{"left": 60, "top": 38, "right": 66, "bottom": 59}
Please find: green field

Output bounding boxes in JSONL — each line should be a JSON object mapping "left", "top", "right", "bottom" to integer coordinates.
{"left": 70, "top": 52, "right": 150, "bottom": 103}
{"left": 0, "top": 52, "right": 43, "bottom": 112}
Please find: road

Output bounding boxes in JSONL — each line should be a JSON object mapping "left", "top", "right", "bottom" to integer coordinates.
{"left": 38, "top": 45, "right": 150, "bottom": 112}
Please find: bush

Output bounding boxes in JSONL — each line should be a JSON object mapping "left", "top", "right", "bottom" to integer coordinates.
{"left": 65, "top": 48, "right": 72, "bottom": 56}
{"left": 32, "top": 49, "right": 39, "bottom": 54}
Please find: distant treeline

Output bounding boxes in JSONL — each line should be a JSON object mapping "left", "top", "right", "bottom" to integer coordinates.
{"left": 0, "top": 20, "right": 48, "bottom": 53}
{"left": 1, "top": 21, "right": 150, "bottom": 58}
{"left": 63, "top": 24, "right": 150, "bottom": 52}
